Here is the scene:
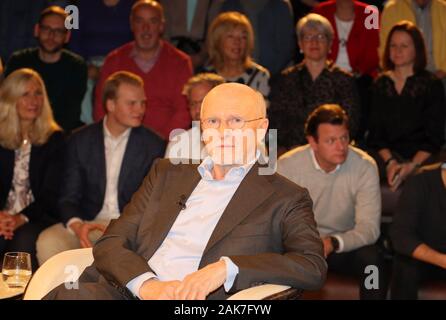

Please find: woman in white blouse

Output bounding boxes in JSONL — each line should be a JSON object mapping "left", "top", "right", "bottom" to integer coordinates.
{"left": 0, "top": 68, "right": 64, "bottom": 270}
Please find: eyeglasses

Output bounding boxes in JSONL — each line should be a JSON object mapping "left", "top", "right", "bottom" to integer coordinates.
{"left": 302, "top": 34, "right": 327, "bottom": 43}
{"left": 201, "top": 116, "right": 264, "bottom": 129}
{"left": 39, "top": 24, "right": 67, "bottom": 37}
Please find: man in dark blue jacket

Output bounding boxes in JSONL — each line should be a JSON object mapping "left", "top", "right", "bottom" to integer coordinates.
{"left": 36, "top": 71, "right": 165, "bottom": 265}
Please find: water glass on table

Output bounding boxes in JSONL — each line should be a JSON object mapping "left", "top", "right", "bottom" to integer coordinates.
{"left": 2, "top": 252, "right": 32, "bottom": 289}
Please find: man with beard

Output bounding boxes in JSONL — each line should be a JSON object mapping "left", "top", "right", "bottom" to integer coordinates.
{"left": 5, "top": 6, "right": 87, "bottom": 133}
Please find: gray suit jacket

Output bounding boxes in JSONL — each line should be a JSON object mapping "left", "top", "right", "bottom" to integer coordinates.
{"left": 48, "top": 159, "right": 326, "bottom": 300}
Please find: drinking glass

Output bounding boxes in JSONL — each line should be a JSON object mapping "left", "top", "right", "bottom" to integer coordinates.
{"left": 2, "top": 252, "right": 32, "bottom": 289}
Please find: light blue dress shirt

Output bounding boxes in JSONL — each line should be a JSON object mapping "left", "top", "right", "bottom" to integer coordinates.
{"left": 127, "top": 156, "right": 257, "bottom": 298}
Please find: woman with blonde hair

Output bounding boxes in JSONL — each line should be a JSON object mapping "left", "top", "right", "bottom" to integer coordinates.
{"left": 204, "top": 11, "right": 270, "bottom": 98}
{"left": 0, "top": 68, "right": 64, "bottom": 270}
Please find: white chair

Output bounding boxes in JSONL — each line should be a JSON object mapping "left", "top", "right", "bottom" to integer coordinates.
{"left": 24, "top": 248, "right": 300, "bottom": 300}
{"left": 23, "top": 248, "right": 94, "bottom": 300}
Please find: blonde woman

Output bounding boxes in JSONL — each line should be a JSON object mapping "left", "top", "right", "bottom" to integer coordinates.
{"left": 0, "top": 68, "right": 64, "bottom": 270}
{"left": 205, "top": 11, "right": 270, "bottom": 98}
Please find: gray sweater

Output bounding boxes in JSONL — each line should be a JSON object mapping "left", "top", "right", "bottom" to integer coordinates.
{"left": 277, "top": 145, "right": 381, "bottom": 252}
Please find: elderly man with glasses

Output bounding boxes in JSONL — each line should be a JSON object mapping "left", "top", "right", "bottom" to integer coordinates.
{"left": 45, "top": 82, "right": 327, "bottom": 300}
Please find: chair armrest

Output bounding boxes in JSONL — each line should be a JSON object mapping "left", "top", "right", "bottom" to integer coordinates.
{"left": 23, "top": 248, "right": 94, "bottom": 300}
{"left": 227, "top": 284, "right": 302, "bottom": 300}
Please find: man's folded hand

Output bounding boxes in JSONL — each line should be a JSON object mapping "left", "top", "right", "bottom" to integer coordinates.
{"left": 139, "top": 279, "right": 181, "bottom": 300}
{"left": 174, "top": 260, "right": 227, "bottom": 300}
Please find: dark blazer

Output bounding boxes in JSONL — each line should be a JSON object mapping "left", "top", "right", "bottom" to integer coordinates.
{"left": 390, "top": 163, "right": 446, "bottom": 256}
{"left": 47, "top": 158, "right": 327, "bottom": 300}
{"left": 58, "top": 121, "right": 165, "bottom": 225}
{"left": 0, "top": 131, "right": 65, "bottom": 224}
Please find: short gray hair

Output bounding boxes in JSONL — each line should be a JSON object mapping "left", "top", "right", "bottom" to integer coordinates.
{"left": 296, "top": 13, "right": 334, "bottom": 44}
{"left": 182, "top": 73, "right": 225, "bottom": 98}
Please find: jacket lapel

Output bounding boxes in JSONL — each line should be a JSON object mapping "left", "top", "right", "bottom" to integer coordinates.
{"left": 143, "top": 164, "right": 201, "bottom": 260}
{"left": 202, "top": 163, "right": 274, "bottom": 257}
{"left": 94, "top": 122, "right": 107, "bottom": 200}
{"left": 117, "top": 128, "right": 138, "bottom": 200}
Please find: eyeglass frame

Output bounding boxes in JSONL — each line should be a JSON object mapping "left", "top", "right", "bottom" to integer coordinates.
{"left": 301, "top": 33, "right": 328, "bottom": 43}
{"left": 38, "top": 24, "right": 68, "bottom": 38}
{"left": 201, "top": 116, "right": 265, "bottom": 129}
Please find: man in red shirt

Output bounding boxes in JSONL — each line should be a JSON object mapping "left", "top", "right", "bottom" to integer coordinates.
{"left": 94, "top": 0, "right": 193, "bottom": 139}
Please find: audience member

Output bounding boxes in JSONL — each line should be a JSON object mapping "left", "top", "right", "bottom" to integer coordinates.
{"left": 380, "top": 0, "right": 446, "bottom": 82}
{"left": 278, "top": 104, "right": 387, "bottom": 299}
{"left": 390, "top": 163, "right": 446, "bottom": 299}
{"left": 44, "top": 83, "right": 326, "bottom": 300}
{"left": 269, "top": 13, "right": 360, "bottom": 153}
{"left": 165, "top": 73, "right": 225, "bottom": 161}
{"left": 203, "top": 11, "right": 270, "bottom": 98}
{"left": 36, "top": 71, "right": 165, "bottom": 265}
{"left": 313, "top": 0, "right": 380, "bottom": 144}
{"left": 0, "top": 0, "right": 72, "bottom": 63}
{"left": 367, "top": 21, "right": 445, "bottom": 192}
{"left": 93, "top": 0, "right": 193, "bottom": 140}
{"left": 219, "top": 0, "right": 296, "bottom": 76}
{"left": 0, "top": 68, "right": 64, "bottom": 270}
{"left": 5, "top": 6, "right": 88, "bottom": 133}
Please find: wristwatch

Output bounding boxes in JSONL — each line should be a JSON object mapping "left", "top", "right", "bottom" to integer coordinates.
{"left": 330, "top": 236, "right": 340, "bottom": 252}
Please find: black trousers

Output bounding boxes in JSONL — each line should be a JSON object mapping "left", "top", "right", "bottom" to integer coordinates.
{"left": 391, "top": 254, "right": 446, "bottom": 300}
{"left": 327, "top": 244, "right": 390, "bottom": 300}
{"left": 0, "top": 222, "right": 47, "bottom": 272}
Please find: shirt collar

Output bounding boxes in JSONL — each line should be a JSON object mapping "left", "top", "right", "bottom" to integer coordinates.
{"left": 309, "top": 148, "right": 341, "bottom": 174}
{"left": 103, "top": 116, "right": 131, "bottom": 141}
{"left": 197, "top": 151, "right": 260, "bottom": 181}
{"left": 129, "top": 41, "right": 162, "bottom": 61}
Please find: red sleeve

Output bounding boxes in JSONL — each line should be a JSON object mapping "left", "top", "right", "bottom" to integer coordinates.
{"left": 160, "top": 57, "right": 193, "bottom": 139}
